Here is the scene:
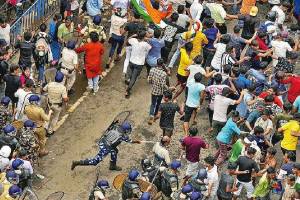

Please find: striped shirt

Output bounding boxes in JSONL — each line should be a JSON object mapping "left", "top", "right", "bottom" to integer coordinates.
{"left": 220, "top": 53, "right": 236, "bottom": 72}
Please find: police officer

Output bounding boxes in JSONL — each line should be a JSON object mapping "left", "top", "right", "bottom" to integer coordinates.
{"left": 188, "top": 169, "right": 208, "bottom": 194}
{"left": 0, "top": 97, "right": 12, "bottom": 130}
{"left": 141, "top": 158, "right": 163, "bottom": 192}
{"left": 60, "top": 40, "right": 79, "bottom": 94}
{"left": 24, "top": 95, "right": 51, "bottom": 156}
{"left": 0, "top": 171, "right": 19, "bottom": 199}
{"left": 11, "top": 158, "right": 32, "bottom": 189}
{"left": 153, "top": 136, "right": 171, "bottom": 167}
{"left": 71, "top": 121, "right": 141, "bottom": 171}
{"left": 161, "top": 160, "right": 181, "bottom": 199}
{"left": 91, "top": 180, "right": 110, "bottom": 200}
{"left": 80, "top": 15, "right": 106, "bottom": 43}
{"left": 43, "top": 71, "right": 68, "bottom": 135}
{"left": 0, "top": 125, "right": 19, "bottom": 156}
{"left": 17, "top": 120, "right": 39, "bottom": 161}
{"left": 122, "top": 169, "right": 142, "bottom": 200}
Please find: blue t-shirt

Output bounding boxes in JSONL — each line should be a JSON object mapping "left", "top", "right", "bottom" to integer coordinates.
{"left": 146, "top": 38, "right": 165, "bottom": 67}
{"left": 294, "top": 0, "right": 300, "bottom": 16}
{"left": 293, "top": 96, "right": 300, "bottom": 113}
{"left": 217, "top": 118, "right": 241, "bottom": 144}
{"left": 186, "top": 82, "right": 205, "bottom": 108}
{"left": 235, "top": 74, "right": 252, "bottom": 90}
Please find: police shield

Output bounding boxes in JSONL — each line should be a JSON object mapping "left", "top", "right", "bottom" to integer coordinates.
{"left": 138, "top": 179, "right": 158, "bottom": 199}
{"left": 113, "top": 173, "right": 128, "bottom": 191}
{"left": 19, "top": 187, "right": 39, "bottom": 200}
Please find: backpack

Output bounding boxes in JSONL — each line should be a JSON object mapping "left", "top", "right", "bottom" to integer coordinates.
{"left": 259, "top": 22, "right": 274, "bottom": 33}
{"left": 35, "top": 35, "right": 49, "bottom": 58}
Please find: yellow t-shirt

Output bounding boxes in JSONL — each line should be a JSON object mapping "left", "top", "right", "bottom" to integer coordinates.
{"left": 281, "top": 120, "right": 300, "bottom": 151}
{"left": 191, "top": 31, "right": 208, "bottom": 59}
{"left": 178, "top": 48, "right": 193, "bottom": 77}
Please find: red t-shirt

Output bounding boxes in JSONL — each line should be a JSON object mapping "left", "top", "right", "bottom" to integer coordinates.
{"left": 256, "top": 36, "right": 269, "bottom": 51}
{"left": 182, "top": 136, "right": 206, "bottom": 163}
{"left": 259, "top": 92, "right": 283, "bottom": 108}
{"left": 280, "top": 76, "right": 300, "bottom": 103}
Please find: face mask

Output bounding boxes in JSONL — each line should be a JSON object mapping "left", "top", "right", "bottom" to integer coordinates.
{"left": 38, "top": 51, "right": 45, "bottom": 56}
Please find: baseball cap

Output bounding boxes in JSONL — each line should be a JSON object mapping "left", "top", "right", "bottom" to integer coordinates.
{"left": 249, "top": 6, "right": 258, "bottom": 17}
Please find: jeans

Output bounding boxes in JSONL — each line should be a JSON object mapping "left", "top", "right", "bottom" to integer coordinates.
{"left": 109, "top": 34, "right": 124, "bottom": 57}
{"left": 215, "top": 140, "right": 229, "bottom": 165}
{"left": 37, "top": 65, "right": 45, "bottom": 82}
{"left": 149, "top": 94, "right": 163, "bottom": 116}
{"left": 88, "top": 75, "right": 100, "bottom": 91}
{"left": 126, "top": 62, "right": 143, "bottom": 91}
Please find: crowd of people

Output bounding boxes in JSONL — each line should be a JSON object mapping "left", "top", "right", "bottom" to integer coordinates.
{"left": 0, "top": 0, "right": 299, "bottom": 199}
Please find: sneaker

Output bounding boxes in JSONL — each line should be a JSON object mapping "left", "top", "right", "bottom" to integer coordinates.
{"left": 148, "top": 116, "right": 154, "bottom": 125}
{"left": 93, "top": 86, "right": 99, "bottom": 93}
{"left": 86, "top": 87, "right": 93, "bottom": 92}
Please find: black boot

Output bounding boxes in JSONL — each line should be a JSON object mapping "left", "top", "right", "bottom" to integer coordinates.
{"left": 109, "top": 161, "right": 122, "bottom": 171}
{"left": 71, "top": 160, "right": 88, "bottom": 171}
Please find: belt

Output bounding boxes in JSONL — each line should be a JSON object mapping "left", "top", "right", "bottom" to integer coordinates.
{"left": 49, "top": 102, "right": 63, "bottom": 107}
{"left": 61, "top": 66, "right": 75, "bottom": 72}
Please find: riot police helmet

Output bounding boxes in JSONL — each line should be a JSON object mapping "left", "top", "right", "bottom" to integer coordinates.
{"left": 128, "top": 169, "right": 140, "bottom": 181}
{"left": 28, "top": 94, "right": 40, "bottom": 103}
{"left": 8, "top": 185, "right": 22, "bottom": 198}
{"left": 181, "top": 184, "right": 193, "bottom": 194}
{"left": 3, "top": 124, "right": 16, "bottom": 137}
{"left": 267, "top": 11, "right": 277, "bottom": 22}
{"left": 12, "top": 158, "right": 24, "bottom": 170}
{"left": 120, "top": 121, "right": 132, "bottom": 133}
{"left": 141, "top": 158, "right": 152, "bottom": 171}
{"left": 140, "top": 192, "right": 151, "bottom": 200}
{"left": 0, "top": 96, "right": 10, "bottom": 106}
{"left": 190, "top": 191, "right": 203, "bottom": 200}
{"left": 0, "top": 145, "right": 11, "bottom": 158}
{"left": 66, "top": 40, "right": 76, "bottom": 50}
{"left": 23, "top": 119, "right": 36, "bottom": 129}
{"left": 96, "top": 180, "right": 110, "bottom": 189}
{"left": 55, "top": 71, "right": 64, "bottom": 82}
{"left": 170, "top": 160, "right": 181, "bottom": 170}
{"left": 93, "top": 15, "right": 102, "bottom": 25}
{"left": 6, "top": 170, "right": 19, "bottom": 184}
{"left": 197, "top": 168, "right": 208, "bottom": 180}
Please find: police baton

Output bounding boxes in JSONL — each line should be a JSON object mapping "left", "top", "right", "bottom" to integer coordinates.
{"left": 146, "top": 161, "right": 163, "bottom": 192}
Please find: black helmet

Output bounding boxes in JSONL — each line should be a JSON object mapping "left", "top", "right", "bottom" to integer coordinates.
{"left": 267, "top": 11, "right": 277, "bottom": 22}
{"left": 141, "top": 158, "right": 153, "bottom": 172}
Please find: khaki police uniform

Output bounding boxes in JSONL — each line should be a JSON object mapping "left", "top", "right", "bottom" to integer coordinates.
{"left": 0, "top": 178, "right": 12, "bottom": 200}
{"left": 60, "top": 48, "right": 78, "bottom": 91}
{"left": 80, "top": 23, "right": 106, "bottom": 43}
{"left": 43, "top": 82, "right": 68, "bottom": 134}
{"left": 24, "top": 104, "right": 50, "bottom": 154}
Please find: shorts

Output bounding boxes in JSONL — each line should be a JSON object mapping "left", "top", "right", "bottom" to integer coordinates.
{"left": 176, "top": 73, "right": 188, "bottom": 85}
{"left": 184, "top": 105, "right": 197, "bottom": 122}
{"left": 233, "top": 180, "right": 254, "bottom": 199}
{"left": 185, "top": 161, "right": 199, "bottom": 176}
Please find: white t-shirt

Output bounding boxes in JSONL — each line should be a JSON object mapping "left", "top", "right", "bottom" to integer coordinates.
{"left": 206, "top": 165, "right": 219, "bottom": 197}
{"left": 14, "top": 89, "right": 32, "bottom": 120}
{"left": 187, "top": 64, "right": 206, "bottom": 84}
{"left": 271, "top": 40, "right": 292, "bottom": 66}
{"left": 109, "top": 14, "right": 127, "bottom": 36}
{"left": 213, "top": 95, "right": 235, "bottom": 122}
{"left": 0, "top": 24, "right": 10, "bottom": 45}
{"left": 176, "top": 14, "right": 190, "bottom": 29}
{"left": 190, "top": 0, "right": 203, "bottom": 20}
{"left": 61, "top": 48, "right": 78, "bottom": 69}
{"left": 271, "top": 5, "right": 285, "bottom": 25}
{"left": 128, "top": 38, "right": 152, "bottom": 65}
{"left": 205, "top": 84, "right": 229, "bottom": 110}
{"left": 211, "top": 43, "right": 226, "bottom": 71}
{"left": 153, "top": 142, "right": 171, "bottom": 165}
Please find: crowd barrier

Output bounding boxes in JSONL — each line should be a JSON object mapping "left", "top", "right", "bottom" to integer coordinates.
{"left": 10, "top": 0, "right": 61, "bottom": 45}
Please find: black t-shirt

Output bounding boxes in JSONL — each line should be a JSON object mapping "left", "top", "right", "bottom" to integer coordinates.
{"left": 159, "top": 102, "right": 180, "bottom": 129}
{"left": 124, "top": 22, "right": 146, "bottom": 38}
{"left": 15, "top": 41, "right": 35, "bottom": 67}
{"left": 236, "top": 156, "right": 259, "bottom": 182}
{"left": 3, "top": 74, "right": 20, "bottom": 102}
{"left": 217, "top": 173, "right": 234, "bottom": 199}
{"left": 239, "top": 15, "right": 259, "bottom": 40}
